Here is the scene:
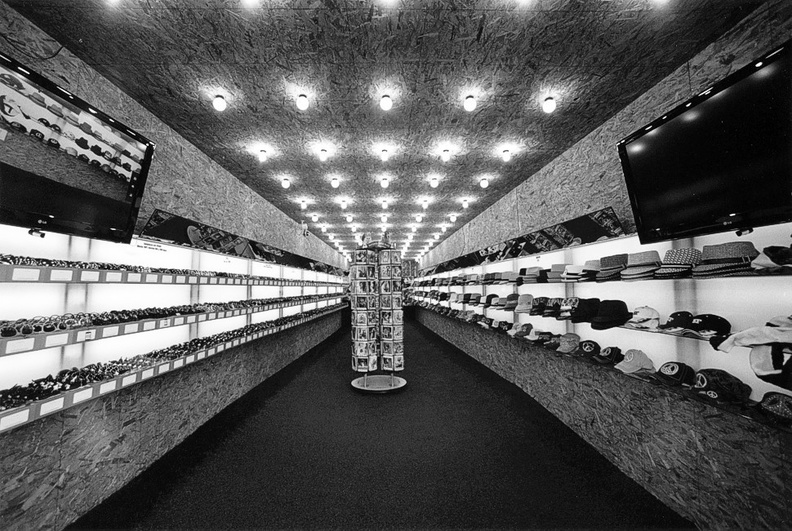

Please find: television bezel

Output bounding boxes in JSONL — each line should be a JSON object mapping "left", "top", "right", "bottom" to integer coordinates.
{"left": 617, "top": 40, "right": 792, "bottom": 244}
{"left": 0, "top": 51, "right": 155, "bottom": 244}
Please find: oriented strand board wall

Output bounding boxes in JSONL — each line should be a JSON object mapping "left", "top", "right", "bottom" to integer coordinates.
{"left": 416, "top": 309, "right": 792, "bottom": 530}
{"left": 0, "top": 3, "right": 345, "bottom": 270}
{"left": 423, "top": 0, "right": 792, "bottom": 268}
{"left": 0, "top": 311, "right": 342, "bottom": 530}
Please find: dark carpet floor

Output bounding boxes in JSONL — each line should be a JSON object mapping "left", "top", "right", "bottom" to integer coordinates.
{"left": 69, "top": 316, "right": 694, "bottom": 530}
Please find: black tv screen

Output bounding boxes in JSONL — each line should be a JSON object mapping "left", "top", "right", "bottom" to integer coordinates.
{"left": 618, "top": 40, "right": 792, "bottom": 244}
{"left": 0, "top": 53, "right": 154, "bottom": 243}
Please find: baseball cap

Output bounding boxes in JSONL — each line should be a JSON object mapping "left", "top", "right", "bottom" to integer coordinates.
{"left": 483, "top": 294, "right": 499, "bottom": 308}
{"left": 759, "top": 392, "right": 792, "bottom": 422}
{"left": 590, "top": 300, "right": 632, "bottom": 330}
{"left": 503, "top": 294, "right": 520, "bottom": 311}
{"left": 694, "top": 369, "right": 752, "bottom": 404}
{"left": 515, "top": 294, "right": 534, "bottom": 313}
{"left": 625, "top": 306, "right": 661, "bottom": 330}
{"left": 574, "top": 340, "right": 601, "bottom": 358}
{"left": 614, "top": 349, "right": 655, "bottom": 374}
{"left": 507, "top": 323, "right": 528, "bottom": 337}
{"left": 556, "top": 333, "right": 581, "bottom": 354}
{"left": 529, "top": 297, "right": 549, "bottom": 315}
{"left": 593, "top": 346, "right": 624, "bottom": 365}
{"left": 683, "top": 314, "right": 731, "bottom": 339}
{"left": 655, "top": 362, "right": 696, "bottom": 387}
{"left": 468, "top": 293, "right": 482, "bottom": 305}
{"left": 658, "top": 311, "right": 693, "bottom": 334}
{"left": 543, "top": 298, "right": 563, "bottom": 318}
{"left": 570, "top": 298, "right": 601, "bottom": 323}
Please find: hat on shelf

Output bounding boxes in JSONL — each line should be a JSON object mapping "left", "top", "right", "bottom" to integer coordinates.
{"left": 465, "top": 274, "right": 480, "bottom": 285}
{"left": 515, "top": 294, "right": 534, "bottom": 313}
{"left": 592, "top": 346, "right": 624, "bottom": 365}
{"left": 620, "top": 250, "right": 662, "bottom": 280}
{"left": 556, "top": 333, "right": 581, "bottom": 354}
{"left": 759, "top": 392, "right": 792, "bottom": 422}
{"left": 625, "top": 306, "right": 661, "bottom": 330}
{"left": 542, "top": 298, "right": 563, "bottom": 318}
{"left": 468, "top": 293, "right": 482, "bottom": 306}
{"left": 597, "top": 254, "right": 629, "bottom": 279}
{"left": 682, "top": 314, "right": 731, "bottom": 339}
{"left": 590, "top": 300, "right": 632, "bottom": 330}
{"left": 529, "top": 296, "right": 549, "bottom": 316}
{"left": 614, "top": 349, "right": 655, "bottom": 374}
{"left": 483, "top": 294, "right": 499, "bottom": 308}
{"left": 693, "top": 369, "right": 752, "bottom": 404}
{"left": 655, "top": 361, "right": 697, "bottom": 387}
{"left": 654, "top": 248, "right": 702, "bottom": 279}
{"left": 570, "top": 298, "right": 601, "bottom": 323}
{"left": 692, "top": 242, "right": 760, "bottom": 278}
{"left": 503, "top": 293, "right": 520, "bottom": 311}
{"left": 557, "top": 297, "right": 580, "bottom": 320}
{"left": 574, "top": 339, "right": 601, "bottom": 358}
{"left": 561, "top": 264, "right": 585, "bottom": 282}
{"left": 658, "top": 311, "right": 693, "bottom": 334}
{"left": 500, "top": 271, "right": 519, "bottom": 284}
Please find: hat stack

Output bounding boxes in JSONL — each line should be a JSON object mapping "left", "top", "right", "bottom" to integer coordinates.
{"left": 500, "top": 271, "right": 519, "bottom": 284}
{"left": 465, "top": 274, "right": 479, "bottom": 285}
{"left": 654, "top": 248, "right": 702, "bottom": 279}
{"left": 596, "top": 254, "right": 628, "bottom": 282}
{"left": 529, "top": 297, "right": 549, "bottom": 316}
{"left": 482, "top": 294, "right": 499, "bottom": 308}
{"left": 515, "top": 294, "right": 534, "bottom": 313}
{"left": 620, "top": 251, "right": 662, "bottom": 281}
{"left": 561, "top": 265, "right": 585, "bottom": 282}
{"left": 542, "top": 297, "right": 563, "bottom": 318}
{"left": 468, "top": 293, "right": 482, "bottom": 306}
{"left": 508, "top": 323, "right": 533, "bottom": 338}
{"left": 570, "top": 298, "right": 601, "bottom": 323}
{"left": 590, "top": 300, "right": 632, "bottom": 330}
{"left": 692, "top": 242, "right": 759, "bottom": 278}
{"left": 518, "top": 267, "right": 547, "bottom": 284}
{"left": 546, "top": 264, "right": 568, "bottom": 283}
{"left": 624, "top": 306, "right": 661, "bottom": 330}
{"left": 557, "top": 297, "right": 580, "bottom": 320}
{"left": 503, "top": 293, "right": 520, "bottom": 311}
{"left": 580, "top": 260, "right": 601, "bottom": 282}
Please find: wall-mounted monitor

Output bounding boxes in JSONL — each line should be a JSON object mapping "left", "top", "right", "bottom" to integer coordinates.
{"left": 618, "top": 40, "right": 792, "bottom": 244}
{"left": 0, "top": 53, "right": 154, "bottom": 243}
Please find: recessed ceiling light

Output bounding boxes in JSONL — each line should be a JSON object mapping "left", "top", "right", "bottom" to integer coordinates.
{"left": 212, "top": 95, "right": 227, "bottom": 112}
{"left": 300, "top": 200, "right": 307, "bottom": 210}
{"left": 412, "top": 225, "right": 417, "bottom": 232}
{"left": 311, "top": 214, "right": 319, "bottom": 222}
{"left": 382, "top": 200, "right": 389, "bottom": 209}
{"left": 330, "top": 177, "right": 340, "bottom": 188}
{"left": 328, "top": 234, "right": 334, "bottom": 240}
{"left": 296, "top": 94, "right": 309, "bottom": 111}
{"left": 380, "top": 149, "right": 390, "bottom": 162}
{"left": 441, "top": 226, "right": 447, "bottom": 233}
{"left": 463, "top": 95, "right": 477, "bottom": 112}
{"left": 340, "top": 199, "right": 348, "bottom": 209}
{"left": 415, "top": 214, "right": 423, "bottom": 222}
{"left": 422, "top": 199, "right": 429, "bottom": 210}
{"left": 434, "top": 234, "right": 440, "bottom": 240}
{"left": 281, "top": 178, "right": 291, "bottom": 189}
{"left": 319, "top": 149, "right": 329, "bottom": 162}
{"left": 501, "top": 149, "right": 511, "bottom": 162}
{"left": 429, "top": 176, "right": 439, "bottom": 188}
{"left": 479, "top": 178, "right": 489, "bottom": 189}
{"left": 346, "top": 214, "right": 353, "bottom": 223}
{"left": 351, "top": 225, "right": 357, "bottom": 233}
{"left": 258, "top": 149, "right": 268, "bottom": 163}
{"left": 380, "top": 94, "right": 393, "bottom": 111}
{"left": 542, "top": 96, "right": 556, "bottom": 114}
{"left": 380, "top": 176, "right": 390, "bottom": 189}
{"left": 441, "top": 149, "right": 451, "bottom": 162}
{"left": 462, "top": 199, "right": 469, "bottom": 209}
{"left": 380, "top": 214, "right": 388, "bottom": 223}
{"left": 449, "top": 214, "right": 457, "bottom": 222}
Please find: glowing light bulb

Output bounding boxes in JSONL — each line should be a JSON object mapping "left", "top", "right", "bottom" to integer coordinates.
{"left": 441, "top": 226, "right": 447, "bottom": 233}
{"left": 321, "top": 224, "right": 327, "bottom": 233}
{"left": 281, "top": 178, "right": 291, "bottom": 189}
{"left": 412, "top": 226, "right": 417, "bottom": 232}
{"left": 300, "top": 200, "right": 307, "bottom": 210}
{"left": 340, "top": 199, "right": 348, "bottom": 210}
{"left": 462, "top": 199, "right": 469, "bottom": 209}
{"left": 542, "top": 96, "right": 556, "bottom": 114}
{"left": 450, "top": 214, "right": 457, "bottom": 222}
{"left": 380, "top": 95, "right": 393, "bottom": 111}
{"left": 330, "top": 177, "right": 340, "bottom": 188}
{"left": 296, "top": 94, "right": 309, "bottom": 111}
{"left": 346, "top": 214, "right": 353, "bottom": 223}
{"left": 351, "top": 225, "right": 357, "bottom": 233}
{"left": 441, "top": 149, "right": 451, "bottom": 162}
{"left": 311, "top": 214, "right": 319, "bottom": 222}
{"left": 382, "top": 200, "right": 388, "bottom": 210}
{"left": 319, "top": 149, "right": 328, "bottom": 162}
{"left": 501, "top": 149, "right": 511, "bottom": 162}
{"left": 380, "top": 214, "right": 388, "bottom": 223}
{"left": 380, "top": 149, "right": 390, "bottom": 162}
{"left": 415, "top": 214, "right": 423, "bottom": 222}
{"left": 463, "top": 95, "right": 476, "bottom": 112}
{"left": 429, "top": 177, "right": 439, "bottom": 188}
{"left": 380, "top": 177, "right": 390, "bottom": 189}
{"left": 422, "top": 199, "right": 429, "bottom": 210}
{"left": 480, "top": 178, "right": 489, "bottom": 189}
{"left": 434, "top": 234, "right": 439, "bottom": 240}
{"left": 258, "top": 149, "right": 268, "bottom": 162}
{"left": 212, "top": 95, "right": 227, "bottom": 111}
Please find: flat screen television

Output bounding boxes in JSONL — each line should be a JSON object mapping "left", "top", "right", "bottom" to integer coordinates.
{"left": 0, "top": 53, "right": 154, "bottom": 243}
{"left": 617, "top": 40, "right": 792, "bottom": 244}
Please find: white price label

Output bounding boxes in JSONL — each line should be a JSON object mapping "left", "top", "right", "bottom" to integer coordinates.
{"left": 40, "top": 397, "right": 65, "bottom": 415}
{"left": 72, "top": 388, "right": 93, "bottom": 404}
{"left": 80, "top": 271, "right": 100, "bottom": 282}
{"left": 105, "top": 272, "right": 123, "bottom": 282}
{"left": 127, "top": 273, "right": 142, "bottom": 282}
{"left": 50, "top": 269, "right": 74, "bottom": 281}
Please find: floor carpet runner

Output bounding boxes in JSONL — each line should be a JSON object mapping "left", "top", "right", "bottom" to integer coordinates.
{"left": 70, "top": 316, "right": 693, "bottom": 529}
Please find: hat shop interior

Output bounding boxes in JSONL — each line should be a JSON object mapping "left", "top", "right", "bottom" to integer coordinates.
{"left": 0, "top": 1, "right": 791, "bottom": 529}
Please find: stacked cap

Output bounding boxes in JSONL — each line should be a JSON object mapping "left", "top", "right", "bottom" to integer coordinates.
{"left": 503, "top": 293, "right": 520, "bottom": 311}
{"left": 694, "top": 369, "right": 752, "bottom": 404}
{"left": 614, "top": 349, "right": 655, "bottom": 374}
{"left": 692, "top": 242, "right": 759, "bottom": 278}
{"left": 655, "top": 248, "right": 702, "bottom": 279}
{"left": 620, "top": 251, "right": 662, "bottom": 281}
{"left": 542, "top": 298, "right": 563, "bottom": 318}
{"left": 682, "top": 314, "right": 731, "bottom": 339}
{"left": 655, "top": 362, "right": 696, "bottom": 387}
{"left": 596, "top": 254, "right": 628, "bottom": 282}
{"left": 556, "top": 333, "right": 581, "bottom": 354}
{"left": 580, "top": 260, "right": 601, "bottom": 282}
{"left": 561, "top": 265, "right": 585, "bottom": 282}
{"left": 593, "top": 346, "right": 624, "bottom": 365}
{"left": 590, "top": 300, "right": 632, "bottom": 330}
{"left": 515, "top": 294, "right": 534, "bottom": 313}
{"left": 500, "top": 271, "right": 519, "bottom": 284}
{"left": 508, "top": 323, "right": 533, "bottom": 337}
{"left": 570, "top": 298, "right": 601, "bottom": 323}
{"left": 658, "top": 311, "right": 693, "bottom": 335}
{"left": 468, "top": 293, "right": 482, "bottom": 305}
{"left": 483, "top": 294, "right": 499, "bottom": 308}
{"left": 465, "top": 274, "right": 480, "bottom": 285}
{"left": 530, "top": 297, "right": 549, "bottom": 316}
{"left": 518, "top": 267, "right": 547, "bottom": 284}
{"left": 557, "top": 298, "right": 580, "bottom": 320}
{"left": 625, "top": 306, "right": 661, "bottom": 330}
{"left": 546, "top": 264, "right": 568, "bottom": 283}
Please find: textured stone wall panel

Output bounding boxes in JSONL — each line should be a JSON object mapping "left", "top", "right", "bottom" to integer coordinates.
{"left": 0, "top": 3, "right": 344, "bottom": 269}
{"left": 0, "top": 311, "right": 342, "bottom": 529}
{"left": 416, "top": 309, "right": 792, "bottom": 529}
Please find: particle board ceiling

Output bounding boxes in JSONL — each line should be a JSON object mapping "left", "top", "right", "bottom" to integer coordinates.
{"left": 5, "top": 0, "right": 762, "bottom": 260}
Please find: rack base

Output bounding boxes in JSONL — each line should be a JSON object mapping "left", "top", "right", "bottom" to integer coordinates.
{"left": 351, "top": 374, "right": 407, "bottom": 393}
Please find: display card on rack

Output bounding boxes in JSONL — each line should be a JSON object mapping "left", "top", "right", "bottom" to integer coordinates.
{"left": 381, "top": 326, "right": 393, "bottom": 340}
{"left": 380, "top": 294, "right": 392, "bottom": 308}
{"left": 382, "top": 341, "right": 394, "bottom": 355}
{"left": 394, "top": 343, "right": 404, "bottom": 355}
{"left": 353, "top": 342, "right": 368, "bottom": 356}
{"left": 381, "top": 311, "right": 393, "bottom": 325}
{"left": 355, "top": 327, "right": 369, "bottom": 341}
{"left": 394, "top": 355, "right": 404, "bottom": 371}
{"left": 393, "top": 294, "right": 402, "bottom": 307}
{"left": 379, "top": 280, "right": 392, "bottom": 293}
{"left": 379, "top": 265, "right": 392, "bottom": 279}
{"left": 382, "top": 356, "right": 394, "bottom": 370}
{"left": 368, "top": 355, "right": 378, "bottom": 371}
{"left": 354, "top": 312, "right": 367, "bottom": 326}
{"left": 367, "top": 310, "right": 379, "bottom": 325}
{"left": 355, "top": 296, "right": 368, "bottom": 309}
{"left": 393, "top": 327, "right": 403, "bottom": 340}
{"left": 393, "top": 310, "right": 403, "bottom": 324}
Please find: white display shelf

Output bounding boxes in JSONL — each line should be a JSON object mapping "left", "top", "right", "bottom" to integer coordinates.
{"left": 0, "top": 264, "right": 344, "bottom": 287}
{"left": 0, "top": 294, "right": 344, "bottom": 358}
{"left": 0, "top": 304, "right": 345, "bottom": 435}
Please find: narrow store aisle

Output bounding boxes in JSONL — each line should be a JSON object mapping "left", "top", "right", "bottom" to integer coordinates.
{"left": 70, "top": 316, "right": 692, "bottom": 529}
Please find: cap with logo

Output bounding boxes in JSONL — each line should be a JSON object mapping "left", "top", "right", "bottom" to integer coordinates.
{"left": 614, "top": 349, "right": 656, "bottom": 374}
{"left": 655, "top": 361, "right": 697, "bottom": 387}
{"left": 682, "top": 314, "right": 731, "bottom": 339}
{"left": 625, "top": 306, "right": 661, "bottom": 330}
{"left": 574, "top": 340, "right": 601, "bottom": 358}
{"left": 658, "top": 311, "right": 693, "bottom": 334}
{"left": 557, "top": 297, "right": 580, "bottom": 320}
{"left": 593, "top": 346, "right": 624, "bottom": 365}
{"left": 556, "top": 333, "right": 581, "bottom": 354}
{"left": 694, "top": 369, "right": 752, "bottom": 404}
{"left": 590, "top": 300, "right": 632, "bottom": 330}
{"left": 542, "top": 298, "right": 563, "bottom": 318}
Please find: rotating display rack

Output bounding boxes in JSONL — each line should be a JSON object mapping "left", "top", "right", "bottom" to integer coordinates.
{"left": 350, "top": 241, "right": 406, "bottom": 393}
